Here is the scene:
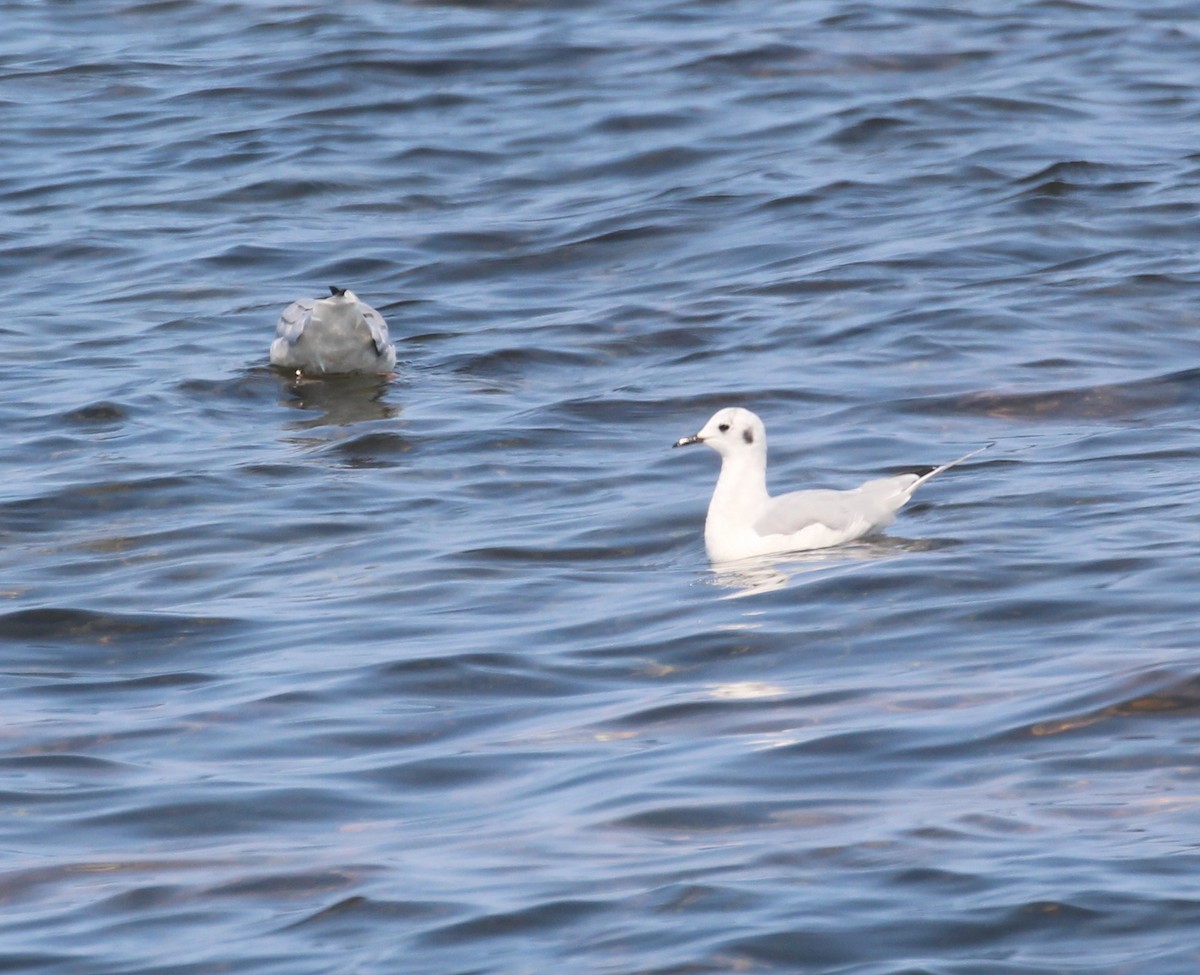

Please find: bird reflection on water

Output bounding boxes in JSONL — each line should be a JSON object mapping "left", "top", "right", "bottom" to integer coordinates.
{"left": 276, "top": 372, "right": 399, "bottom": 430}
{"left": 709, "top": 536, "right": 947, "bottom": 598}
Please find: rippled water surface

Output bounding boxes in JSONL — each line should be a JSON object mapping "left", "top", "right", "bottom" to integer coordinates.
{"left": 4, "top": 2, "right": 1200, "bottom": 972}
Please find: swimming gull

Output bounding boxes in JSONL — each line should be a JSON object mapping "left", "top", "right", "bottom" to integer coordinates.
{"left": 674, "top": 407, "right": 985, "bottom": 562}
{"left": 270, "top": 286, "right": 396, "bottom": 375}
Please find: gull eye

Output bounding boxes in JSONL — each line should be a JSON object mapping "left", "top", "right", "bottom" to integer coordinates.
{"left": 718, "top": 423, "right": 730, "bottom": 432}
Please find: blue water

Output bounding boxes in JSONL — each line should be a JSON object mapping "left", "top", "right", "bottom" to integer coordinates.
{"left": 4, "top": 2, "right": 1200, "bottom": 972}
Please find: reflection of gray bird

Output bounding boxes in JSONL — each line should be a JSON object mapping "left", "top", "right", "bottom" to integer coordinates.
{"left": 674, "top": 407, "right": 985, "bottom": 562}
{"left": 270, "top": 286, "right": 396, "bottom": 375}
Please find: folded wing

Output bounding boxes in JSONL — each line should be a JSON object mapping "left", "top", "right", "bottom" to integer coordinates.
{"left": 360, "top": 303, "right": 391, "bottom": 356}
{"left": 276, "top": 298, "right": 315, "bottom": 345}
{"left": 753, "top": 474, "right": 920, "bottom": 537}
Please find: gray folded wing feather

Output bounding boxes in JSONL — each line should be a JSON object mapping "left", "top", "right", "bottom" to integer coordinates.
{"left": 276, "top": 298, "right": 315, "bottom": 345}
{"left": 360, "top": 304, "right": 391, "bottom": 355}
{"left": 753, "top": 475, "right": 919, "bottom": 536}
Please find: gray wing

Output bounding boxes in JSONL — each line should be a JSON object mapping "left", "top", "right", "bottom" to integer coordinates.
{"left": 359, "top": 301, "right": 391, "bottom": 355}
{"left": 754, "top": 488, "right": 865, "bottom": 536}
{"left": 276, "top": 298, "right": 315, "bottom": 345}
{"left": 753, "top": 475, "right": 919, "bottom": 536}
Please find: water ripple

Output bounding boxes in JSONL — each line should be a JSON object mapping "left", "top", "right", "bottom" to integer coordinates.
{"left": 3, "top": 1, "right": 1200, "bottom": 972}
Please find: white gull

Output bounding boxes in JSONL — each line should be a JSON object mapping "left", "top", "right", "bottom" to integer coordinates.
{"left": 674, "top": 407, "right": 984, "bottom": 562}
{"left": 270, "top": 286, "right": 396, "bottom": 375}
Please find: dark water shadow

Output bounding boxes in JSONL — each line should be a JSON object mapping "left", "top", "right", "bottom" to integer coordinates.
{"left": 911, "top": 366, "right": 1200, "bottom": 423}
{"left": 1022, "top": 665, "right": 1200, "bottom": 740}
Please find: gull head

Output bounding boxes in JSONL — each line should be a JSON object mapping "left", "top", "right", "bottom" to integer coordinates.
{"left": 673, "top": 407, "right": 767, "bottom": 458}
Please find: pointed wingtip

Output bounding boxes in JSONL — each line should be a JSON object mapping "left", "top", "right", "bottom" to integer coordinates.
{"left": 904, "top": 465, "right": 938, "bottom": 479}
{"left": 910, "top": 442, "right": 992, "bottom": 490}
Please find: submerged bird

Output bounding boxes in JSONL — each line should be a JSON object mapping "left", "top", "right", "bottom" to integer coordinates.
{"left": 270, "top": 286, "right": 396, "bottom": 375}
{"left": 674, "top": 407, "right": 984, "bottom": 562}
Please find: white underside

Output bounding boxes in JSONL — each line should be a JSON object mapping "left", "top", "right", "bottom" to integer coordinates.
{"left": 704, "top": 511, "right": 892, "bottom": 563}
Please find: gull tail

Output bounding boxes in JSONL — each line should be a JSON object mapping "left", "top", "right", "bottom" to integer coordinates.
{"left": 908, "top": 443, "right": 992, "bottom": 494}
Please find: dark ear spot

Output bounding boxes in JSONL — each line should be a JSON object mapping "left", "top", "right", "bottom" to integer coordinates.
{"left": 742, "top": 428, "right": 754, "bottom": 444}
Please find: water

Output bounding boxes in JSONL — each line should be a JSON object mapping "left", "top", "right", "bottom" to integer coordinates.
{"left": 3, "top": 1, "right": 1200, "bottom": 972}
